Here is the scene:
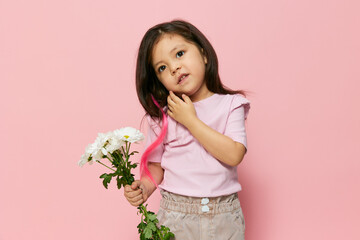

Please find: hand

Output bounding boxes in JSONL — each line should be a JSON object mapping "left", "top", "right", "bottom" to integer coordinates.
{"left": 124, "top": 180, "right": 148, "bottom": 207}
{"left": 167, "top": 91, "right": 197, "bottom": 127}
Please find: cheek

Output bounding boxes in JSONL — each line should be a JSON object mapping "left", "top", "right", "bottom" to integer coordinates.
{"left": 194, "top": 62, "right": 206, "bottom": 77}
{"left": 158, "top": 77, "right": 172, "bottom": 90}
{"left": 190, "top": 56, "right": 206, "bottom": 74}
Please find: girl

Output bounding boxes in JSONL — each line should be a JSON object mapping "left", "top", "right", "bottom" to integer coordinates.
{"left": 124, "top": 19, "right": 250, "bottom": 240}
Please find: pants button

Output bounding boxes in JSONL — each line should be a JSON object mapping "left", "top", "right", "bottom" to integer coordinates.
{"left": 202, "top": 205, "right": 210, "bottom": 212}
{"left": 201, "top": 198, "right": 209, "bottom": 205}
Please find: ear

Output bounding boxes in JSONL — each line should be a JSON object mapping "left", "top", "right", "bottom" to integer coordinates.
{"left": 201, "top": 48, "right": 208, "bottom": 64}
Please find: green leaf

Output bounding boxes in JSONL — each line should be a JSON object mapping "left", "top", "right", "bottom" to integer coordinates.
{"left": 148, "top": 213, "right": 157, "bottom": 221}
{"left": 116, "top": 176, "right": 122, "bottom": 189}
{"left": 121, "top": 177, "right": 128, "bottom": 187}
{"left": 137, "top": 222, "right": 146, "bottom": 233}
{"left": 99, "top": 173, "right": 112, "bottom": 189}
{"left": 117, "top": 169, "right": 124, "bottom": 177}
{"left": 164, "top": 232, "right": 175, "bottom": 240}
{"left": 147, "top": 210, "right": 155, "bottom": 215}
{"left": 147, "top": 222, "right": 156, "bottom": 231}
{"left": 99, "top": 173, "right": 107, "bottom": 178}
{"left": 137, "top": 222, "right": 146, "bottom": 229}
{"left": 143, "top": 227, "right": 153, "bottom": 239}
{"left": 129, "top": 151, "right": 139, "bottom": 156}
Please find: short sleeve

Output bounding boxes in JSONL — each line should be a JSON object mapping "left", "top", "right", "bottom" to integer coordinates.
{"left": 224, "top": 95, "right": 250, "bottom": 150}
{"left": 144, "top": 115, "right": 165, "bottom": 163}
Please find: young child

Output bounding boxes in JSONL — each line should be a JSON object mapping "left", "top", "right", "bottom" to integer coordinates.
{"left": 124, "top": 19, "right": 250, "bottom": 240}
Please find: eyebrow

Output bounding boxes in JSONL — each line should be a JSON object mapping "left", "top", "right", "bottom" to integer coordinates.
{"left": 153, "top": 44, "right": 186, "bottom": 67}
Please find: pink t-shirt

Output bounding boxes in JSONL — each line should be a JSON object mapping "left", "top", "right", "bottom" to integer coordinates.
{"left": 144, "top": 93, "right": 250, "bottom": 197}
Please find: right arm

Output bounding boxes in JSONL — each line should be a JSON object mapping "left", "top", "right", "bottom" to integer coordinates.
{"left": 124, "top": 162, "right": 164, "bottom": 206}
{"left": 125, "top": 115, "right": 165, "bottom": 206}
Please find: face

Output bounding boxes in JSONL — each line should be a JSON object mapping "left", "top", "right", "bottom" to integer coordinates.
{"left": 151, "top": 34, "right": 212, "bottom": 102}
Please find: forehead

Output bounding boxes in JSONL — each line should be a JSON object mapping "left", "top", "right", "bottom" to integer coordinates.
{"left": 154, "top": 33, "right": 189, "bottom": 47}
{"left": 152, "top": 34, "right": 194, "bottom": 60}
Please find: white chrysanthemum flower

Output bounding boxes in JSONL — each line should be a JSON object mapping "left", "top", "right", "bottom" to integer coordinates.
{"left": 105, "top": 137, "right": 123, "bottom": 154}
{"left": 84, "top": 143, "right": 92, "bottom": 155}
{"left": 113, "top": 127, "right": 144, "bottom": 143}
{"left": 88, "top": 131, "right": 113, "bottom": 161}
{"left": 89, "top": 142, "right": 103, "bottom": 161}
{"left": 78, "top": 153, "right": 90, "bottom": 167}
{"left": 79, "top": 127, "right": 144, "bottom": 167}
{"left": 78, "top": 143, "right": 93, "bottom": 166}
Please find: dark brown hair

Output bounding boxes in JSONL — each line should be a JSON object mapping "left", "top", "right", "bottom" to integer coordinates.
{"left": 136, "top": 19, "right": 247, "bottom": 119}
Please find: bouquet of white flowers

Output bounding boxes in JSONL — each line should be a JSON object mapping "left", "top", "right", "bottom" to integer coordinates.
{"left": 79, "top": 127, "right": 174, "bottom": 240}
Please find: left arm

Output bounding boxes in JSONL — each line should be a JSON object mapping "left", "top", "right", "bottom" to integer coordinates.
{"left": 167, "top": 91, "right": 246, "bottom": 167}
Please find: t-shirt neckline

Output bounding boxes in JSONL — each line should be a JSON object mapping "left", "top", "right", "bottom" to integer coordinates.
{"left": 193, "top": 93, "right": 218, "bottom": 105}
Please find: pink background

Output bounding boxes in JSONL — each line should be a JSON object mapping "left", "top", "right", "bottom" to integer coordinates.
{"left": 1, "top": 0, "right": 359, "bottom": 239}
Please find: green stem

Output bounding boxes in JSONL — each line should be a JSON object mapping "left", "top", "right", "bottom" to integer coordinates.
{"left": 96, "top": 160, "right": 115, "bottom": 172}
{"left": 117, "top": 150, "right": 126, "bottom": 169}
{"left": 106, "top": 154, "right": 114, "bottom": 165}
{"left": 125, "top": 142, "right": 128, "bottom": 166}
{"left": 112, "top": 150, "right": 122, "bottom": 167}
{"left": 121, "top": 145, "right": 126, "bottom": 158}
{"left": 124, "top": 142, "right": 130, "bottom": 168}
{"left": 126, "top": 142, "right": 131, "bottom": 155}
{"left": 139, "top": 204, "right": 165, "bottom": 240}
{"left": 105, "top": 155, "right": 117, "bottom": 167}
{"left": 157, "top": 230, "right": 164, "bottom": 240}
{"left": 138, "top": 204, "right": 147, "bottom": 218}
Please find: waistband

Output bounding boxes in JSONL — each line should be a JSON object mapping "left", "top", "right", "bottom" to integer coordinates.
{"left": 159, "top": 190, "right": 241, "bottom": 215}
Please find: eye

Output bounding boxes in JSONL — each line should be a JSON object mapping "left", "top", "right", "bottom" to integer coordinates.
{"left": 158, "top": 65, "right": 166, "bottom": 73}
{"left": 176, "top": 50, "right": 185, "bottom": 58}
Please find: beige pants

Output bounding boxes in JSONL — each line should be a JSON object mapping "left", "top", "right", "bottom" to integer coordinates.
{"left": 157, "top": 190, "right": 245, "bottom": 240}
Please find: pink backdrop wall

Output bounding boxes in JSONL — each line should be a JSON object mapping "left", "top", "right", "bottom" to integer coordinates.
{"left": 1, "top": 0, "right": 359, "bottom": 239}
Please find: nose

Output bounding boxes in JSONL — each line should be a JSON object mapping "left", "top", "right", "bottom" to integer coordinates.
{"left": 170, "top": 63, "right": 181, "bottom": 75}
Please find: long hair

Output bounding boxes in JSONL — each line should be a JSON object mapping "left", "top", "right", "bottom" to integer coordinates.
{"left": 136, "top": 19, "right": 247, "bottom": 119}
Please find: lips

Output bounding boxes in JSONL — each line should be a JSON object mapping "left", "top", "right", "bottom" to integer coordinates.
{"left": 178, "top": 73, "right": 189, "bottom": 84}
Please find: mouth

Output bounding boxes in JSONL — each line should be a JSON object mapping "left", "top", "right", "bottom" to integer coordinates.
{"left": 178, "top": 74, "right": 189, "bottom": 84}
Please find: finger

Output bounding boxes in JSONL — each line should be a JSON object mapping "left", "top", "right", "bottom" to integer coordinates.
{"left": 168, "top": 92, "right": 178, "bottom": 105}
{"left": 169, "top": 91, "right": 181, "bottom": 103}
{"left": 126, "top": 188, "right": 142, "bottom": 198}
{"left": 167, "top": 104, "right": 174, "bottom": 112}
{"left": 131, "top": 180, "right": 140, "bottom": 190}
{"left": 167, "top": 110, "right": 174, "bottom": 119}
{"left": 182, "top": 94, "right": 192, "bottom": 104}
{"left": 124, "top": 185, "right": 132, "bottom": 193}
{"left": 167, "top": 95, "right": 176, "bottom": 106}
{"left": 129, "top": 193, "right": 143, "bottom": 203}
{"left": 131, "top": 198, "right": 144, "bottom": 207}
{"left": 138, "top": 185, "right": 143, "bottom": 193}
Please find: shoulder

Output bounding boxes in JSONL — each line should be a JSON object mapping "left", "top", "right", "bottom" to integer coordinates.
{"left": 230, "top": 94, "right": 250, "bottom": 106}
{"left": 219, "top": 94, "right": 251, "bottom": 119}
{"left": 213, "top": 93, "right": 250, "bottom": 107}
{"left": 145, "top": 114, "right": 162, "bottom": 135}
